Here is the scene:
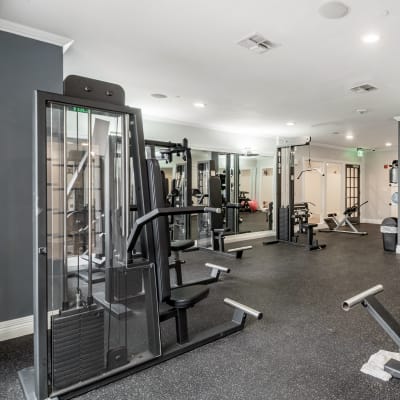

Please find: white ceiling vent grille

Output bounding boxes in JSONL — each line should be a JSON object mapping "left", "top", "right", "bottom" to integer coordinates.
{"left": 237, "top": 33, "right": 276, "bottom": 54}
{"left": 350, "top": 84, "right": 378, "bottom": 93}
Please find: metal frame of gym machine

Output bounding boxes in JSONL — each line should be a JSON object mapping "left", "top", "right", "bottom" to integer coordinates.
{"left": 144, "top": 138, "right": 192, "bottom": 240}
{"left": 19, "top": 76, "right": 262, "bottom": 400}
{"left": 219, "top": 153, "right": 241, "bottom": 234}
{"left": 263, "top": 137, "right": 326, "bottom": 250}
{"left": 196, "top": 158, "right": 252, "bottom": 258}
{"left": 342, "top": 285, "right": 400, "bottom": 378}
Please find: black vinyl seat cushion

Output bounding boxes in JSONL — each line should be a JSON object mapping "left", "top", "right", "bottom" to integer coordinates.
{"left": 170, "top": 239, "right": 195, "bottom": 251}
{"left": 303, "top": 223, "right": 317, "bottom": 228}
{"left": 167, "top": 285, "right": 209, "bottom": 309}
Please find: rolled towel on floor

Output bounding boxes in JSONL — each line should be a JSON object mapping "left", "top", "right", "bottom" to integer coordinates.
{"left": 360, "top": 350, "right": 400, "bottom": 381}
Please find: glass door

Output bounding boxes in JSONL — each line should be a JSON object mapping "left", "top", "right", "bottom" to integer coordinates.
{"left": 345, "top": 164, "right": 361, "bottom": 223}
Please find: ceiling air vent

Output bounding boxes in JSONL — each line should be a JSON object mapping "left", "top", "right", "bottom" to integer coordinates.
{"left": 350, "top": 83, "right": 378, "bottom": 93}
{"left": 237, "top": 33, "right": 276, "bottom": 54}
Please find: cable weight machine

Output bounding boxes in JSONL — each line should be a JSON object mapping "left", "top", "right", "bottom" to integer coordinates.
{"left": 18, "top": 76, "right": 262, "bottom": 400}
{"left": 263, "top": 137, "right": 326, "bottom": 251}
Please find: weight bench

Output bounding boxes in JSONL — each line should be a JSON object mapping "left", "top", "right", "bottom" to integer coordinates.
{"left": 320, "top": 201, "right": 368, "bottom": 235}
{"left": 342, "top": 285, "right": 400, "bottom": 378}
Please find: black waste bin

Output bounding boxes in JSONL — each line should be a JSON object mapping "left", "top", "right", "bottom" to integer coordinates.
{"left": 381, "top": 217, "right": 398, "bottom": 252}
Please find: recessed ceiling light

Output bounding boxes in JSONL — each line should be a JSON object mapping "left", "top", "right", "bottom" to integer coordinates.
{"left": 286, "top": 121, "right": 295, "bottom": 126}
{"left": 319, "top": 1, "right": 350, "bottom": 19}
{"left": 386, "top": 142, "right": 392, "bottom": 147}
{"left": 151, "top": 93, "right": 168, "bottom": 99}
{"left": 346, "top": 133, "right": 354, "bottom": 140}
{"left": 193, "top": 102, "right": 206, "bottom": 108}
{"left": 361, "top": 33, "right": 380, "bottom": 44}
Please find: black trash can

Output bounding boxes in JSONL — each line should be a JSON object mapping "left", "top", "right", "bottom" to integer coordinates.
{"left": 381, "top": 217, "right": 398, "bottom": 252}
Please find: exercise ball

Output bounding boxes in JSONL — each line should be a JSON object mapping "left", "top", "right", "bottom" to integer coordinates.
{"left": 248, "top": 200, "right": 258, "bottom": 212}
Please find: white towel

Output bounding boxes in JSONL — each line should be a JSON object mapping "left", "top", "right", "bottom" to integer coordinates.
{"left": 360, "top": 350, "right": 400, "bottom": 381}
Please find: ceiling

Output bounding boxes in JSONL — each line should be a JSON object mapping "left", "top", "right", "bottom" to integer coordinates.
{"left": 1, "top": 0, "right": 400, "bottom": 150}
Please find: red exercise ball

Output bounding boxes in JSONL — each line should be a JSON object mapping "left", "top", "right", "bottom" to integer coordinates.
{"left": 248, "top": 200, "right": 258, "bottom": 212}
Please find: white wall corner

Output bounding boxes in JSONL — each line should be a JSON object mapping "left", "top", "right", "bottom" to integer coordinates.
{"left": 0, "top": 18, "right": 73, "bottom": 53}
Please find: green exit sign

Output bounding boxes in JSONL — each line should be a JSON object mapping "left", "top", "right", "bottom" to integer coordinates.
{"left": 357, "top": 148, "right": 364, "bottom": 157}
{"left": 70, "top": 106, "right": 89, "bottom": 113}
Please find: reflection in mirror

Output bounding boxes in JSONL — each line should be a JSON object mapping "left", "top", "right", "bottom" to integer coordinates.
{"left": 145, "top": 142, "right": 275, "bottom": 240}
{"left": 144, "top": 140, "right": 193, "bottom": 240}
{"left": 194, "top": 150, "right": 274, "bottom": 235}
{"left": 238, "top": 154, "right": 274, "bottom": 233}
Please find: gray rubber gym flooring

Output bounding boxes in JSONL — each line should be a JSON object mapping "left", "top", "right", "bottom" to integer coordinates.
{"left": 2, "top": 224, "right": 400, "bottom": 399}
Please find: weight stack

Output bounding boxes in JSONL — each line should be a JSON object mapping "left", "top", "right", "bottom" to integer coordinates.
{"left": 278, "top": 207, "right": 290, "bottom": 241}
{"left": 51, "top": 305, "right": 105, "bottom": 390}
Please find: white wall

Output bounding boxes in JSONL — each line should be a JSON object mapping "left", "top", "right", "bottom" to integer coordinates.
{"left": 294, "top": 145, "right": 400, "bottom": 223}
{"left": 143, "top": 118, "right": 276, "bottom": 155}
{"left": 303, "top": 162, "right": 324, "bottom": 222}
{"left": 294, "top": 145, "right": 361, "bottom": 203}
{"left": 239, "top": 157, "right": 257, "bottom": 199}
{"left": 257, "top": 157, "right": 274, "bottom": 208}
{"left": 363, "top": 150, "right": 397, "bottom": 222}
{"left": 325, "top": 163, "right": 342, "bottom": 216}
{"left": 294, "top": 145, "right": 363, "bottom": 222}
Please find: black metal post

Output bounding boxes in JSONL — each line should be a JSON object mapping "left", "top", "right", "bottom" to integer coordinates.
{"left": 184, "top": 139, "right": 192, "bottom": 240}
{"left": 175, "top": 309, "right": 189, "bottom": 344}
{"left": 225, "top": 154, "right": 231, "bottom": 203}
{"left": 276, "top": 148, "right": 282, "bottom": 239}
{"left": 289, "top": 146, "right": 295, "bottom": 242}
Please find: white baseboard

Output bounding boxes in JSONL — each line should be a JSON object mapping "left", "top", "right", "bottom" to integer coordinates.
{"left": 224, "top": 230, "right": 275, "bottom": 244}
{"left": 0, "top": 315, "right": 33, "bottom": 342}
{"left": 0, "top": 310, "right": 59, "bottom": 342}
{"left": 361, "top": 219, "right": 382, "bottom": 224}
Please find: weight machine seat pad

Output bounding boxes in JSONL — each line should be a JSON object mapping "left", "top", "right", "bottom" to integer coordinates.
{"left": 167, "top": 285, "right": 210, "bottom": 309}
{"left": 170, "top": 240, "right": 195, "bottom": 251}
{"left": 327, "top": 213, "right": 337, "bottom": 217}
{"left": 303, "top": 223, "right": 318, "bottom": 228}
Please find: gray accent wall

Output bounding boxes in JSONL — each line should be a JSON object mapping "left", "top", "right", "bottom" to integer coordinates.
{"left": 0, "top": 31, "right": 63, "bottom": 322}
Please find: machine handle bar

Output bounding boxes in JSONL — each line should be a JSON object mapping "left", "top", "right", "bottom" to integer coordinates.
{"left": 224, "top": 298, "right": 263, "bottom": 320}
{"left": 127, "top": 206, "right": 220, "bottom": 252}
{"left": 342, "top": 284, "right": 383, "bottom": 311}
